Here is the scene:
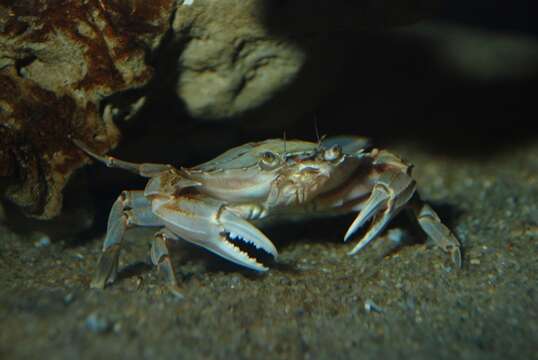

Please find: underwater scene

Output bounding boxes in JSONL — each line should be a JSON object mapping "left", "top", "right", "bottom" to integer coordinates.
{"left": 1, "top": 1, "right": 536, "bottom": 359}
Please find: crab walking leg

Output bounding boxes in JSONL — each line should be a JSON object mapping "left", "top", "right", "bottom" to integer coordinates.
{"left": 72, "top": 138, "right": 172, "bottom": 177}
{"left": 409, "top": 199, "right": 462, "bottom": 267}
{"left": 151, "top": 229, "right": 183, "bottom": 298}
{"left": 347, "top": 171, "right": 416, "bottom": 255}
{"left": 91, "top": 191, "right": 162, "bottom": 289}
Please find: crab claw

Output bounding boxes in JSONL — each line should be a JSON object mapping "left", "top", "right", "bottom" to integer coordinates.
{"left": 348, "top": 209, "right": 394, "bottom": 255}
{"left": 344, "top": 184, "right": 390, "bottom": 242}
{"left": 346, "top": 170, "right": 416, "bottom": 255}
{"left": 210, "top": 208, "right": 278, "bottom": 271}
{"left": 153, "top": 196, "right": 277, "bottom": 272}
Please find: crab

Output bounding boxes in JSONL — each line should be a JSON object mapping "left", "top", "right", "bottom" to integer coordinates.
{"left": 73, "top": 136, "right": 461, "bottom": 296}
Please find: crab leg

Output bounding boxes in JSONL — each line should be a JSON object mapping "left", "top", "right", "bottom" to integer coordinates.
{"left": 72, "top": 138, "right": 172, "bottom": 177}
{"left": 152, "top": 195, "right": 278, "bottom": 271}
{"left": 151, "top": 229, "right": 183, "bottom": 298}
{"left": 409, "top": 199, "right": 462, "bottom": 267}
{"left": 91, "top": 191, "right": 162, "bottom": 289}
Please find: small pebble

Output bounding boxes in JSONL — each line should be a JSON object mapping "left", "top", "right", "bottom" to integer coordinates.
{"left": 72, "top": 253, "right": 85, "bottom": 260}
{"left": 230, "top": 275, "right": 241, "bottom": 289}
{"left": 136, "top": 276, "right": 144, "bottom": 290}
{"left": 113, "top": 322, "right": 122, "bottom": 333}
{"left": 387, "top": 228, "right": 406, "bottom": 245}
{"left": 64, "top": 293, "right": 75, "bottom": 305}
{"left": 364, "top": 299, "right": 384, "bottom": 313}
{"left": 85, "top": 313, "right": 111, "bottom": 333}
{"left": 34, "top": 235, "right": 51, "bottom": 248}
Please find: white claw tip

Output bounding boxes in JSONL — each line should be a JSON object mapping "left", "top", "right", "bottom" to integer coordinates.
{"left": 348, "top": 241, "right": 368, "bottom": 256}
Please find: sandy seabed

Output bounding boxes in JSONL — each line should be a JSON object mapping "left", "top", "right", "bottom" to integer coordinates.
{"left": 1, "top": 140, "right": 537, "bottom": 360}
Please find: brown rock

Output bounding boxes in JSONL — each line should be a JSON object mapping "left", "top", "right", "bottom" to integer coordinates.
{"left": 0, "top": 0, "right": 174, "bottom": 219}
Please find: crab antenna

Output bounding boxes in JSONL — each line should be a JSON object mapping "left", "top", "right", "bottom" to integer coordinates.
{"left": 313, "top": 115, "right": 327, "bottom": 149}
{"left": 282, "top": 131, "right": 287, "bottom": 158}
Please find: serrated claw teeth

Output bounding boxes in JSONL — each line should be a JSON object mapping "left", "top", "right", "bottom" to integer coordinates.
{"left": 217, "top": 237, "right": 268, "bottom": 271}
{"left": 227, "top": 231, "right": 264, "bottom": 251}
{"left": 228, "top": 231, "right": 240, "bottom": 240}
{"left": 220, "top": 209, "right": 278, "bottom": 258}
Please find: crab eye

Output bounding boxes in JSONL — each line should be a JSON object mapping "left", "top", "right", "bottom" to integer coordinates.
{"left": 259, "top": 151, "right": 280, "bottom": 170}
{"left": 261, "top": 151, "right": 276, "bottom": 162}
{"left": 324, "top": 144, "right": 342, "bottom": 161}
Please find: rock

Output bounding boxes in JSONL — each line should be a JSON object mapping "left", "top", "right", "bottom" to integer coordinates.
{"left": 172, "top": 1, "right": 306, "bottom": 119}
{"left": 0, "top": 0, "right": 175, "bottom": 219}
